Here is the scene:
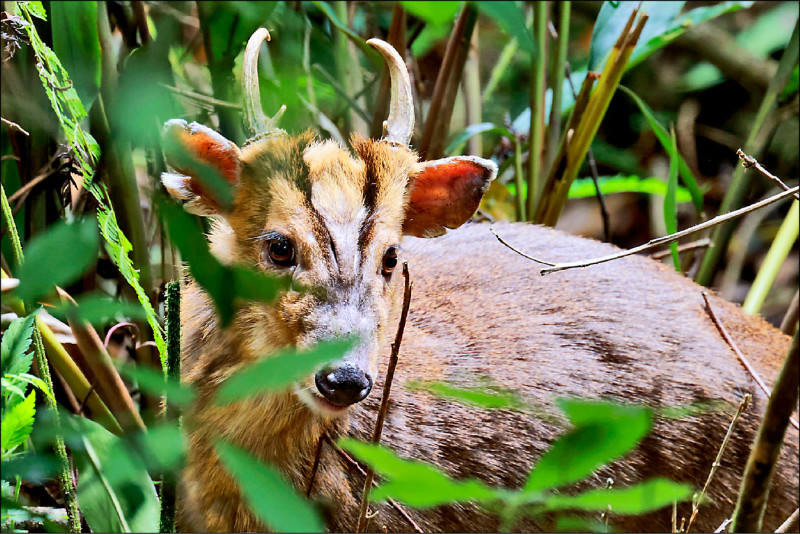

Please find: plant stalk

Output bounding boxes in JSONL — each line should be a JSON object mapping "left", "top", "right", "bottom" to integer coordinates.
{"left": 527, "top": 1, "right": 548, "bottom": 220}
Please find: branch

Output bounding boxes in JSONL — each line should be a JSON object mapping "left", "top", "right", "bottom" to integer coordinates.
{"left": 492, "top": 186, "right": 799, "bottom": 275}
{"left": 737, "top": 149, "right": 799, "bottom": 200}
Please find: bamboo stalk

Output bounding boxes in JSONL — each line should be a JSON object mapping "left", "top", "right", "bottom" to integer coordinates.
{"left": 546, "top": 2, "right": 570, "bottom": 175}
{"left": 527, "top": 1, "right": 548, "bottom": 219}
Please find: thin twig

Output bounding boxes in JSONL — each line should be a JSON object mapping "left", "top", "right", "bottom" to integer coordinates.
{"left": 493, "top": 186, "right": 798, "bottom": 275}
{"left": 356, "top": 262, "right": 413, "bottom": 533}
{"left": 685, "top": 394, "right": 751, "bottom": 532}
{"left": 737, "top": 149, "right": 799, "bottom": 200}
{"left": 489, "top": 227, "right": 556, "bottom": 266}
{"left": 1, "top": 117, "right": 29, "bottom": 136}
{"left": 714, "top": 518, "right": 732, "bottom": 532}
{"left": 324, "top": 435, "right": 423, "bottom": 533}
{"left": 161, "top": 84, "right": 242, "bottom": 110}
{"left": 306, "top": 435, "right": 325, "bottom": 498}
{"left": 702, "top": 293, "right": 799, "bottom": 431}
{"left": 77, "top": 382, "right": 97, "bottom": 416}
{"left": 649, "top": 238, "right": 713, "bottom": 260}
{"left": 775, "top": 508, "right": 799, "bottom": 533}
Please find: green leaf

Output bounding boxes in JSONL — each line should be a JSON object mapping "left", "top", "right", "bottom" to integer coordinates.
{"left": 446, "top": 123, "right": 513, "bottom": 156}
{"left": 590, "top": 2, "right": 686, "bottom": 71}
{"left": 49, "top": 294, "right": 147, "bottom": 327}
{"left": 567, "top": 175, "right": 693, "bottom": 202}
{"left": 1, "top": 392, "right": 36, "bottom": 453}
{"left": 524, "top": 399, "right": 652, "bottom": 493}
{"left": 400, "top": 1, "right": 463, "bottom": 25}
{"left": 51, "top": 1, "right": 101, "bottom": 106}
{"left": 312, "top": 1, "right": 380, "bottom": 66}
{"left": 69, "top": 416, "right": 160, "bottom": 533}
{"left": 338, "top": 438, "right": 498, "bottom": 508}
{"left": 544, "top": 478, "right": 693, "bottom": 515}
{"left": 475, "top": 2, "right": 536, "bottom": 56}
{"left": 665, "top": 128, "right": 681, "bottom": 271}
{"left": 1, "top": 312, "right": 38, "bottom": 378}
{"left": 15, "top": 218, "right": 99, "bottom": 302}
{"left": 405, "top": 380, "right": 528, "bottom": 411}
{"left": 214, "top": 337, "right": 356, "bottom": 405}
{"left": 619, "top": 85, "right": 704, "bottom": 214}
{"left": 216, "top": 441, "right": 324, "bottom": 533}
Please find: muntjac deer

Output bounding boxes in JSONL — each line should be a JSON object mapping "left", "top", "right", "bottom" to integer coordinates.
{"left": 162, "top": 30, "right": 799, "bottom": 532}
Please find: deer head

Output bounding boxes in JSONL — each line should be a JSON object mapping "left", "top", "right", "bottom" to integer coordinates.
{"left": 161, "top": 29, "right": 496, "bottom": 417}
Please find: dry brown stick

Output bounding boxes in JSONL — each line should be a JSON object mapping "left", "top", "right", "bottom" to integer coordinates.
{"left": 779, "top": 290, "right": 799, "bottom": 336}
{"left": 685, "top": 394, "right": 751, "bottom": 533}
{"left": 702, "top": 292, "right": 799, "bottom": 431}
{"left": 325, "top": 435, "right": 423, "bottom": 533}
{"left": 492, "top": 186, "right": 799, "bottom": 275}
{"left": 730, "top": 329, "right": 799, "bottom": 532}
{"left": 775, "top": 508, "right": 799, "bottom": 533}
{"left": 649, "top": 238, "right": 714, "bottom": 260}
{"left": 737, "top": 149, "right": 799, "bottom": 200}
{"left": 356, "top": 262, "right": 413, "bottom": 533}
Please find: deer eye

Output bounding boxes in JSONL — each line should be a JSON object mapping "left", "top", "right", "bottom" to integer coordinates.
{"left": 265, "top": 236, "right": 295, "bottom": 267}
{"left": 382, "top": 247, "right": 398, "bottom": 276}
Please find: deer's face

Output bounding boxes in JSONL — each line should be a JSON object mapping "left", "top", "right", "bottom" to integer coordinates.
{"left": 161, "top": 33, "right": 495, "bottom": 417}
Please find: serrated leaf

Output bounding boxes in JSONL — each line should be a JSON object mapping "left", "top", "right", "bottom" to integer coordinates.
{"left": 1, "top": 392, "right": 36, "bottom": 453}
{"left": 15, "top": 218, "right": 99, "bottom": 302}
{"left": 214, "top": 337, "right": 356, "bottom": 405}
{"left": 339, "top": 438, "right": 498, "bottom": 508}
{"left": 544, "top": 478, "right": 693, "bottom": 515}
{"left": 216, "top": 441, "right": 324, "bottom": 533}
{"left": 1, "top": 312, "right": 38, "bottom": 377}
{"left": 524, "top": 399, "right": 652, "bottom": 493}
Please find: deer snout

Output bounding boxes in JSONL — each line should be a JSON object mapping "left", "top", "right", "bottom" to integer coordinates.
{"left": 315, "top": 364, "right": 373, "bottom": 406}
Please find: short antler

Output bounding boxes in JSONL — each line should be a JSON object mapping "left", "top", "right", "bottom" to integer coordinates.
{"left": 243, "top": 28, "right": 286, "bottom": 141}
{"left": 367, "top": 39, "right": 414, "bottom": 147}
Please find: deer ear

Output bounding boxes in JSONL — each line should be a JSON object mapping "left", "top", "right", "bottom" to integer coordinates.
{"left": 403, "top": 156, "right": 497, "bottom": 237}
{"left": 161, "top": 119, "right": 242, "bottom": 216}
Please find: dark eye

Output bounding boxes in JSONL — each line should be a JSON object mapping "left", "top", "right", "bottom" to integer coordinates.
{"left": 382, "top": 247, "right": 398, "bottom": 276}
{"left": 265, "top": 236, "right": 295, "bottom": 267}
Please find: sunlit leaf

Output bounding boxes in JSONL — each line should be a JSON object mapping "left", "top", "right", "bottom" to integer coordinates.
{"left": 214, "top": 337, "right": 356, "bottom": 405}
{"left": 1, "top": 392, "right": 36, "bottom": 453}
{"left": 524, "top": 399, "right": 652, "bottom": 493}
{"left": 567, "top": 175, "right": 693, "bottom": 202}
{"left": 216, "top": 441, "right": 324, "bottom": 532}
{"left": 16, "top": 218, "right": 99, "bottom": 302}
{"left": 339, "top": 438, "right": 499, "bottom": 508}
{"left": 400, "top": 1, "right": 462, "bottom": 26}
{"left": 544, "top": 478, "right": 693, "bottom": 514}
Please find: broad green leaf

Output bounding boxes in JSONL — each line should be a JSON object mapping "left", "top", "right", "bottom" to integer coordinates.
{"left": 544, "top": 478, "right": 693, "bottom": 514}
{"left": 406, "top": 380, "right": 528, "bottom": 411}
{"left": 50, "top": 294, "right": 147, "bottom": 327}
{"left": 446, "top": 123, "right": 513, "bottom": 157}
{"left": 214, "top": 337, "right": 356, "bottom": 405}
{"left": 400, "top": 1, "right": 462, "bottom": 25}
{"left": 782, "top": 64, "right": 799, "bottom": 100}
{"left": 69, "top": 416, "right": 160, "bottom": 533}
{"left": 619, "top": 85, "right": 704, "bottom": 213}
{"left": 665, "top": 128, "right": 681, "bottom": 271}
{"left": 1, "top": 392, "right": 36, "bottom": 453}
{"left": 568, "top": 175, "right": 693, "bottom": 202}
{"left": 590, "top": 2, "right": 686, "bottom": 71}
{"left": 524, "top": 399, "right": 652, "bottom": 493}
{"left": 51, "top": 1, "right": 101, "bottom": 106}
{"left": 141, "top": 423, "right": 186, "bottom": 473}
{"left": 475, "top": 2, "right": 536, "bottom": 56}
{"left": 1, "top": 312, "right": 38, "bottom": 377}
{"left": 16, "top": 219, "right": 99, "bottom": 302}
{"left": 117, "top": 364, "right": 196, "bottom": 409}
{"left": 216, "top": 441, "right": 324, "bottom": 533}
{"left": 339, "top": 438, "right": 498, "bottom": 508}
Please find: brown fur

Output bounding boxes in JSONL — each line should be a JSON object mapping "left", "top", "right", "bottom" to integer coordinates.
{"left": 168, "top": 133, "right": 798, "bottom": 533}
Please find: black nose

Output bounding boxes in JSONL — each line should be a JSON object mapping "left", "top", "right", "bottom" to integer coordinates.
{"left": 315, "top": 365, "right": 372, "bottom": 407}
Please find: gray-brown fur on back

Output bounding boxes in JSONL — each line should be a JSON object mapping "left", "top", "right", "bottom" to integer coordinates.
{"left": 328, "top": 222, "right": 799, "bottom": 533}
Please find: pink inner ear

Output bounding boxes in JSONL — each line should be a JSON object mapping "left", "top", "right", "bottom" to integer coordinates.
{"left": 162, "top": 120, "right": 241, "bottom": 200}
{"left": 403, "top": 157, "right": 495, "bottom": 237}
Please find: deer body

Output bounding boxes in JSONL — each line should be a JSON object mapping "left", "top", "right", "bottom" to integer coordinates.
{"left": 162, "top": 31, "right": 798, "bottom": 533}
